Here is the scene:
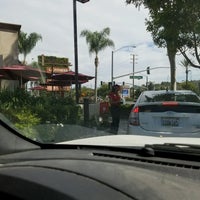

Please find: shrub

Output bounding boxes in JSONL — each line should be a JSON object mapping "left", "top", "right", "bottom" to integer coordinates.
{"left": 0, "top": 89, "right": 81, "bottom": 140}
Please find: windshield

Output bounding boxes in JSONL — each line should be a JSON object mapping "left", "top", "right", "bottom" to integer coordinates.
{"left": 139, "top": 91, "right": 200, "bottom": 103}
{"left": 1, "top": 0, "right": 200, "bottom": 145}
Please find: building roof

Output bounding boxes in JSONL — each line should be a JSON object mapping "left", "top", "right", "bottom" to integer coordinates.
{"left": 0, "top": 22, "right": 21, "bottom": 32}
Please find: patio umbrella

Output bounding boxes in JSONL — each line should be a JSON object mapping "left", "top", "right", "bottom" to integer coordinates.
{"left": 41, "top": 79, "right": 88, "bottom": 87}
{"left": 0, "top": 65, "right": 46, "bottom": 83}
{"left": 30, "top": 85, "right": 47, "bottom": 91}
{"left": 51, "top": 71, "right": 94, "bottom": 82}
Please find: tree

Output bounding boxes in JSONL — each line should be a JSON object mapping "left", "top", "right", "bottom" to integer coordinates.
{"left": 126, "top": 0, "right": 200, "bottom": 90}
{"left": 80, "top": 27, "right": 114, "bottom": 102}
{"left": 178, "top": 81, "right": 199, "bottom": 94}
{"left": 18, "top": 31, "right": 42, "bottom": 65}
{"left": 176, "top": 2, "right": 200, "bottom": 70}
{"left": 180, "top": 59, "right": 191, "bottom": 86}
{"left": 97, "top": 83, "right": 110, "bottom": 99}
{"left": 81, "top": 86, "right": 94, "bottom": 98}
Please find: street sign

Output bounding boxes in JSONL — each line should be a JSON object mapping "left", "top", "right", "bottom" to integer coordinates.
{"left": 122, "top": 88, "right": 129, "bottom": 97}
{"left": 129, "top": 76, "right": 143, "bottom": 80}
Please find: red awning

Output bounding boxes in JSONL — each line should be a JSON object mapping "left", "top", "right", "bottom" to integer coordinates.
{"left": 41, "top": 79, "right": 88, "bottom": 87}
{"left": 30, "top": 86, "right": 47, "bottom": 91}
{"left": 51, "top": 71, "right": 94, "bottom": 82}
{"left": 0, "top": 65, "right": 46, "bottom": 81}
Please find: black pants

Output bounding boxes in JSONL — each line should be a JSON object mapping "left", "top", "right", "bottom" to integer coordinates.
{"left": 110, "top": 105, "right": 121, "bottom": 134}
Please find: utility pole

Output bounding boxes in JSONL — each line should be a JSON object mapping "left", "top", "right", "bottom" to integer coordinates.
{"left": 132, "top": 54, "right": 135, "bottom": 100}
{"left": 111, "top": 45, "right": 136, "bottom": 86}
{"left": 73, "top": 0, "right": 79, "bottom": 104}
{"left": 73, "top": 0, "right": 90, "bottom": 104}
{"left": 111, "top": 50, "right": 114, "bottom": 85}
{"left": 131, "top": 54, "right": 135, "bottom": 101}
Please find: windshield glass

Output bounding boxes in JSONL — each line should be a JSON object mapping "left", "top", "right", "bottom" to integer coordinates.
{"left": 1, "top": 0, "right": 200, "bottom": 145}
{"left": 139, "top": 91, "right": 200, "bottom": 103}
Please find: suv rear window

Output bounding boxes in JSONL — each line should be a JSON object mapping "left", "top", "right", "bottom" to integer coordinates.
{"left": 140, "top": 93, "right": 200, "bottom": 103}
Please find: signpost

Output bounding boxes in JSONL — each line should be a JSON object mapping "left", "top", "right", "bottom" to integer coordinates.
{"left": 129, "top": 76, "right": 143, "bottom": 80}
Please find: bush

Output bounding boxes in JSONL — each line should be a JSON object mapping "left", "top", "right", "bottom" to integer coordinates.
{"left": 0, "top": 89, "right": 81, "bottom": 140}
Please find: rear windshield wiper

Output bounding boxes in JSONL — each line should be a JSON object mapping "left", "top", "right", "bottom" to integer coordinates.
{"left": 142, "top": 143, "right": 200, "bottom": 161}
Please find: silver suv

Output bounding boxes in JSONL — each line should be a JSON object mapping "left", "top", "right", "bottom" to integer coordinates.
{"left": 127, "top": 90, "right": 200, "bottom": 137}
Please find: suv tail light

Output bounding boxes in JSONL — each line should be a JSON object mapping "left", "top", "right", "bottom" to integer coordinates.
{"left": 129, "top": 106, "right": 140, "bottom": 126}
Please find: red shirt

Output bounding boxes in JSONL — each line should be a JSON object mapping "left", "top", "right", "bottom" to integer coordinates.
{"left": 108, "top": 91, "right": 121, "bottom": 106}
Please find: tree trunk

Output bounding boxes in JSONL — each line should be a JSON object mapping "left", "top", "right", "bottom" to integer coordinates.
{"left": 167, "top": 46, "right": 176, "bottom": 90}
{"left": 94, "top": 55, "right": 99, "bottom": 102}
{"left": 186, "top": 66, "right": 188, "bottom": 86}
{"left": 23, "top": 53, "right": 27, "bottom": 65}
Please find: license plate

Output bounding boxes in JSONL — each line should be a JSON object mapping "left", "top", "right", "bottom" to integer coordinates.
{"left": 161, "top": 117, "right": 179, "bottom": 127}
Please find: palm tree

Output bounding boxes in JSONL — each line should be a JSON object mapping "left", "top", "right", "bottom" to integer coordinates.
{"left": 80, "top": 27, "right": 114, "bottom": 102}
{"left": 18, "top": 31, "right": 42, "bottom": 65}
{"left": 180, "top": 59, "right": 190, "bottom": 86}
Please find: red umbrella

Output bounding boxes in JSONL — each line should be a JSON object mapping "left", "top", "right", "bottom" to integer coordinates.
{"left": 0, "top": 65, "right": 47, "bottom": 87}
{"left": 41, "top": 79, "right": 88, "bottom": 87}
{"left": 51, "top": 71, "right": 94, "bottom": 82}
{"left": 30, "top": 85, "right": 47, "bottom": 91}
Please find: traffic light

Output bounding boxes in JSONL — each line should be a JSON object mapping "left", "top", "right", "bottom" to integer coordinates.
{"left": 147, "top": 66, "right": 150, "bottom": 74}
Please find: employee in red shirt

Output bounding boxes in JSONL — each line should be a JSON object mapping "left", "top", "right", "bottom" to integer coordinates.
{"left": 108, "top": 84, "right": 121, "bottom": 134}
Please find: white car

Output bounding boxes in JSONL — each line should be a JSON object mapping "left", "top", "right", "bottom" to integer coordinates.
{"left": 127, "top": 90, "right": 200, "bottom": 137}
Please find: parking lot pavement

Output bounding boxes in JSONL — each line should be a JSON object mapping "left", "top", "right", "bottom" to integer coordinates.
{"left": 118, "top": 118, "right": 128, "bottom": 134}
{"left": 54, "top": 117, "right": 129, "bottom": 143}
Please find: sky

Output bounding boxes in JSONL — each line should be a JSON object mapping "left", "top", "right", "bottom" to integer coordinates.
{"left": 1, "top": 0, "right": 199, "bottom": 88}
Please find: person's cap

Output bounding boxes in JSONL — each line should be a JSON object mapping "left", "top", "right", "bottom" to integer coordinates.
{"left": 113, "top": 84, "right": 120, "bottom": 90}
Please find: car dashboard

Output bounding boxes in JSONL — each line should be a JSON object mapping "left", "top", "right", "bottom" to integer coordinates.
{"left": 0, "top": 146, "right": 200, "bottom": 200}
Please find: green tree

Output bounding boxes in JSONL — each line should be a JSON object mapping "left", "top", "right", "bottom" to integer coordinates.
{"left": 81, "top": 86, "right": 94, "bottom": 97}
{"left": 178, "top": 81, "right": 199, "bottom": 94}
{"left": 176, "top": 2, "right": 200, "bottom": 70}
{"left": 126, "top": 0, "right": 200, "bottom": 90}
{"left": 97, "top": 83, "right": 110, "bottom": 99}
{"left": 147, "top": 81, "right": 154, "bottom": 90}
{"left": 18, "top": 31, "right": 42, "bottom": 64}
{"left": 80, "top": 27, "right": 114, "bottom": 102}
{"left": 180, "top": 59, "right": 191, "bottom": 86}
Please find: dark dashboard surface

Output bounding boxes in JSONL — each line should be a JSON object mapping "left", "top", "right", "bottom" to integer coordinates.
{"left": 0, "top": 148, "right": 200, "bottom": 200}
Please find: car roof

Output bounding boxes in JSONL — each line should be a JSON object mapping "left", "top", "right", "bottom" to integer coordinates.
{"left": 141, "top": 90, "right": 196, "bottom": 95}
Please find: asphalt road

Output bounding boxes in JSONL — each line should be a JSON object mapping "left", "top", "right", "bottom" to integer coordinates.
{"left": 118, "top": 117, "right": 128, "bottom": 134}
{"left": 54, "top": 117, "right": 129, "bottom": 143}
